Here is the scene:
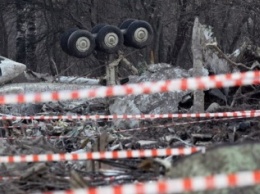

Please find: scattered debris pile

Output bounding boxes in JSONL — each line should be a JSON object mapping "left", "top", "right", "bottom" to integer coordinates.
{"left": 110, "top": 64, "right": 191, "bottom": 128}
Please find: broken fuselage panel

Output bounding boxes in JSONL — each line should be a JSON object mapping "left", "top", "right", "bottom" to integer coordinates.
{"left": 0, "top": 56, "right": 26, "bottom": 84}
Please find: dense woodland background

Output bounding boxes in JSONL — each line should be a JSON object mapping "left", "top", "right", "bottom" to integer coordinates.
{"left": 0, "top": 0, "right": 259, "bottom": 78}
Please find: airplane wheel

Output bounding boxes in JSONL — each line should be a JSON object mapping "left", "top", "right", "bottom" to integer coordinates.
{"left": 67, "top": 30, "right": 95, "bottom": 58}
{"left": 119, "top": 19, "right": 136, "bottom": 47}
{"left": 60, "top": 28, "right": 78, "bottom": 55}
{"left": 119, "top": 19, "right": 136, "bottom": 30}
{"left": 95, "top": 25, "right": 123, "bottom": 53}
{"left": 124, "top": 20, "right": 153, "bottom": 49}
{"left": 91, "top": 23, "right": 107, "bottom": 34}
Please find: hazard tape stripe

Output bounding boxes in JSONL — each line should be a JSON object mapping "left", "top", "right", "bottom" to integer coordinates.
{"left": 0, "top": 116, "right": 247, "bottom": 140}
{"left": 0, "top": 147, "right": 203, "bottom": 163}
{"left": 0, "top": 116, "right": 246, "bottom": 141}
{"left": 42, "top": 170, "right": 260, "bottom": 194}
{"left": 118, "top": 116, "right": 247, "bottom": 133}
{"left": 0, "top": 175, "right": 128, "bottom": 182}
{"left": 0, "top": 135, "right": 83, "bottom": 140}
{"left": 0, "top": 71, "right": 260, "bottom": 104}
{"left": 1, "top": 110, "right": 259, "bottom": 120}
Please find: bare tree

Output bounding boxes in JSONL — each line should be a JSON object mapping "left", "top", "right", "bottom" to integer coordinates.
{"left": 0, "top": 0, "right": 9, "bottom": 56}
{"left": 15, "top": 0, "right": 26, "bottom": 64}
{"left": 25, "top": 3, "right": 37, "bottom": 71}
{"left": 1, "top": 0, "right": 260, "bottom": 77}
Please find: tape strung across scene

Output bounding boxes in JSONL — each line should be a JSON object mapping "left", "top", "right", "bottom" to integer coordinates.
{"left": 42, "top": 170, "right": 260, "bottom": 194}
{"left": 117, "top": 116, "right": 248, "bottom": 133}
{"left": 0, "top": 70, "right": 259, "bottom": 104}
{"left": 0, "top": 116, "right": 248, "bottom": 139}
{"left": 0, "top": 147, "right": 204, "bottom": 163}
{"left": 1, "top": 72, "right": 259, "bottom": 193}
{"left": 0, "top": 175, "right": 125, "bottom": 182}
{"left": 0, "top": 110, "right": 259, "bottom": 120}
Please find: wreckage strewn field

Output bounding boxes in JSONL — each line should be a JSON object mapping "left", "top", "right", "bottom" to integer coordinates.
{"left": 1, "top": 63, "right": 260, "bottom": 193}
{"left": 2, "top": 22, "right": 260, "bottom": 193}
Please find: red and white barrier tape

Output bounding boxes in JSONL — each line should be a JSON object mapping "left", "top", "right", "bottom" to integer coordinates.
{"left": 1, "top": 110, "right": 260, "bottom": 120}
{"left": 0, "top": 147, "right": 203, "bottom": 163}
{"left": 42, "top": 170, "right": 260, "bottom": 194}
{"left": 0, "top": 116, "right": 246, "bottom": 140}
{"left": 118, "top": 116, "right": 248, "bottom": 133}
{"left": 0, "top": 175, "right": 130, "bottom": 182}
{"left": 0, "top": 135, "right": 83, "bottom": 140}
{"left": 1, "top": 71, "right": 260, "bottom": 104}
{"left": 0, "top": 116, "right": 242, "bottom": 141}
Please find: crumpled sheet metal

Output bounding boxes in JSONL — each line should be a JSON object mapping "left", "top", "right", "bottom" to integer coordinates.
{"left": 110, "top": 64, "right": 191, "bottom": 129}
{"left": 0, "top": 56, "right": 26, "bottom": 84}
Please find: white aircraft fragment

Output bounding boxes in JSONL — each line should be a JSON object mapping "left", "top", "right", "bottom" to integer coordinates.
{"left": 57, "top": 76, "right": 100, "bottom": 85}
{"left": 0, "top": 82, "right": 102, "bottom": 94}
{"left": 24, "top": 69, "right": 100, "bottom": 85}
{"left": 0, "top": 56, "right": 26, "bottom": 84}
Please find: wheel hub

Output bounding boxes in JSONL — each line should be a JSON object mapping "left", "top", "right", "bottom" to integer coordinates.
{"left": 76, "top": 37, "right": 90, "bottom": 52}
{"left": 134, "top": 27, "right": 148, "bottom": 43}
{"left": 104, "top": 33, "right": 119, "bottom": 48}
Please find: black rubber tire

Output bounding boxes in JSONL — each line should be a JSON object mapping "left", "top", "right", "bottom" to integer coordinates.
{"left": 91, "top": 23, "right": 107, "bottom": 34}
{"left": 67, "top": 30, "right": 95, "bottom": 58}
{"left": 119, "top": 19, "right": 136, "bottom": 30}
{"left": 125, "top": 20, "right": 154, "bottom": 49}
{"left": 96, "top": 25, "right": 123, "bottom": 53}
{"left": 119, "top": 19, "right": 136, "bottom": 47}
{"left": 60, "top": 28, "right": 78, "bottom": 55}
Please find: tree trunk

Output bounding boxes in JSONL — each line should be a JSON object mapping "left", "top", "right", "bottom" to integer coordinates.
{"left": 25, "top": 4, "right": 37, "bottom": 71}
{"left": 15, "top": 0, "right": 26, "bottom": 64}
{"left": 192, "top": 17, "right": 204, "bottom": 113}
{"left": 90, "top": 0, "right": 98, "bottom": 26}
{"left": 0, "top": 8, "right": 8, "bottom": 57}
{"left": 152, "top": 16, "right": 163, "bottom": 63}
{"left": 167, "top": 0, "right": 192, "bottom": 65}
